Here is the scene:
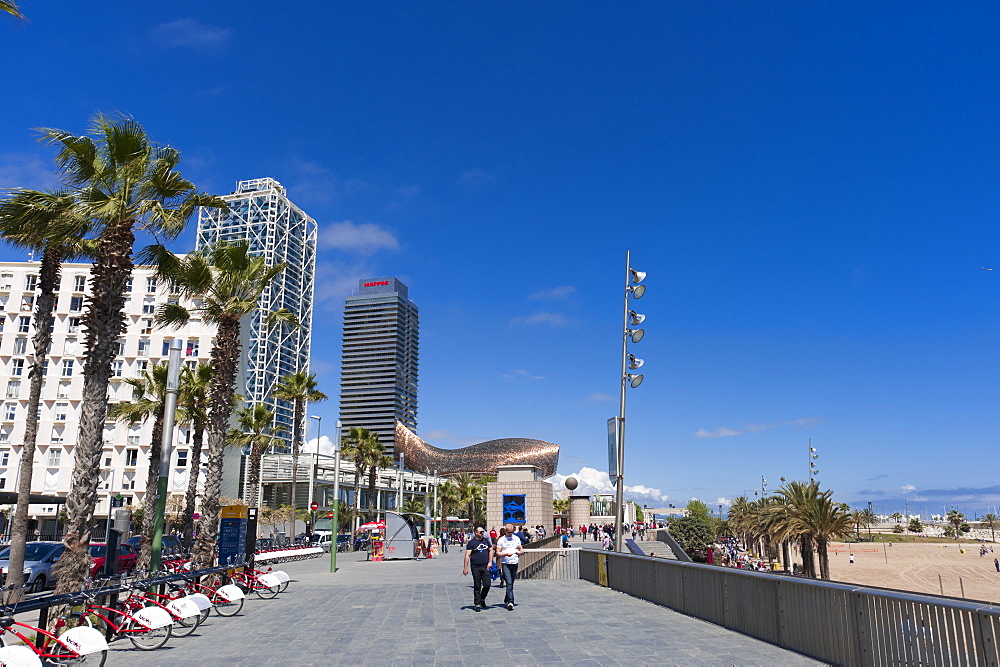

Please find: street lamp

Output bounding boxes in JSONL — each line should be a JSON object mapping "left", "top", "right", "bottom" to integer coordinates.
{"left": 150, "top": 339, "right": 183, "bottom": 572}
{"left": 808, "top": 439, "right": 819, "bottom": 484}
{"left": 308, "top": 415, "right": 321, "bottom": 536}
{"left": 330, "top": 419, "right": 341, "bottom": 573}
{"left": 614, "top": 251, "right": 646, "bottom": 553}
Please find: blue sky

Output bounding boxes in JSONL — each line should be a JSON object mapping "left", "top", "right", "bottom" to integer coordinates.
{"left": 1, "top": 2, "right": 998, "bottom": 517}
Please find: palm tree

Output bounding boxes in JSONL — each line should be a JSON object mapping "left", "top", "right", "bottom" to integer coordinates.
{"left": 946, "top": 510, "right": 965, "bottom": 540}
{"left": 109, "top": 362, "right": 170, "bottom": 566}
{"left": 774, "top": 481, "right": 821, "bottom": 578}
{"left": 890, "top": 512, "right": 903, "bottom": 524}
{"left": 982, "top": 513, "right": 999, "bottom": 543}
{"left": 401, "top": 496, "right": 425, "bottom": 518}
{"left": 363, "top": 442, "right": 393, "bottom": 521}
{"left": 452, "top": 473, "right": 485, "bottom": 526}
{"left": 227, "top": 404, "right": 287, "bottom": 508}
{"left": 43, "top": 114, "right": 223, "bottom": 593}
{"left": 438, "top": 480, "right": 460, "bottom": 535}
{"left": 147, "top": 240, "right": 295, "bottom": 567}
{"left": 339, "top": 427, "right": 378, "bottom": 530}
{"left": 0, "top": 1, "right": 24, "bottom": 19}
{"left": 807, "top": 493, "right": 854, "bottom": 579}
{"left": 270, "top": 371, "right": 327, "bottom": 532}
{"left": 0, "top": 189, "right": 93, "bottom": 588}
{"left": 177, "top": 362, "right": 212, "bottom": 548}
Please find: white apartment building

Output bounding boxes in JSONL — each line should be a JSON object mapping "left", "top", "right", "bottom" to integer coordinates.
{"left": 0, "top": 260, "right": 216, "bottom": 536}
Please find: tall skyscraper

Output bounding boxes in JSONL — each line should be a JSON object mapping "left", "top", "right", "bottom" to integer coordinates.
{"left": 196, "top": 178, "right": 317, "bottom": 497}
{"left": 340, "top": 278, "right": 419, "bottom": 455}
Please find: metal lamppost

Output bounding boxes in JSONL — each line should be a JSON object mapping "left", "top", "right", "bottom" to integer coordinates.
{"left": 308, "top": 415, "right": 321, "bottom": 536}
{"left": 433, "top": 469, "right": 439, "bottom": 538}
{"left": 614, "top": 251, "right": 646, "bottom": 553}
{"left": 150, "top": 339, "right": 183, "bottom": 572}
{"left": 397, "top": 452, "right": 405, "bottom": 511}
{"left": 330, "top": 419, "right": 341, "bottom": 573}
{"left": 808, "top": 439, "right": 819, "bottom": 485}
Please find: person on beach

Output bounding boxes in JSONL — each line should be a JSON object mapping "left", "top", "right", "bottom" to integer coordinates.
{"left": 849, "top": 553, "right": 855, "bottom": 564}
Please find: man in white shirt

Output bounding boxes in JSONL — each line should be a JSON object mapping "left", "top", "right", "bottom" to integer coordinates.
{"left": 495, "top": 523, "right": 524, "bottom": 611}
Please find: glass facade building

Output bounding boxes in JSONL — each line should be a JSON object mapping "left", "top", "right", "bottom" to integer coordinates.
{"left": 340, "top": 278, "right": 419, "bottom": 455}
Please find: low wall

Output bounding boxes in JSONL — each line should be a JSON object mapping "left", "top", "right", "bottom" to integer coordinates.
{"left": 579, "top": 550, "right": 1000, "bottom": 666}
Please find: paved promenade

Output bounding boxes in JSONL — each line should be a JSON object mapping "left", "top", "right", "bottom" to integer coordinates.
{"left": 107, "top": 546, "right": 823, "bottom": 666}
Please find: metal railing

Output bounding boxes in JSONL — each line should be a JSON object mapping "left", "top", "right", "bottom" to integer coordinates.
{"left": 579, "top": 549, "right": 1000, "bottom": 666}
{"left": 524, "top": 534, "right": 562, "bottom": 550}
{"left": 517, "top": 548, "right": 579, "bottom": 580}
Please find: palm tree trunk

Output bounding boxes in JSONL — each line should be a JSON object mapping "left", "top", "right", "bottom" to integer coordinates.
{"left": 136, "top": 408, "right": 165, "bottom": 568}
{"left": 817, "top": 536, "right": 830, "bottom": 579}
{"left": 8, "top": 248, "right": 61, "bottom": 588}
{"left": 193, "top": 317, "right": 240, "bottom": 568}
{"left": 54, "top": 221, "right": 134, "bottom": 595}
{"left": 180, "top": 421, "right": 204, "bottom": 549}
{"left": 246, "top": 448, "right": 262, "bottom": 508}
{"left": 367, "top": 467, "right": 377, "bottom": 520}
{"left": 800, "top": 535, "right": 817, "bottom": 578}
{"left": 289, "top": 399, "right": 302, "bottom": 539}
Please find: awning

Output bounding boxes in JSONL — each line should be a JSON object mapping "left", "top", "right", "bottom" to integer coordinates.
{"left": 0, "top": 493, "right": 67, "bottom": 505}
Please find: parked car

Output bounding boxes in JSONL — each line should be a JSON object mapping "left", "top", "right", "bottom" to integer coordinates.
{"left": 122, "top": 534, "right": 184, "bottom": 556}
{"left": 88, "top": 543, "right": 138, "bottom": 578}
{"left": 0, "top": 541, "right": 64, "bottom": 593}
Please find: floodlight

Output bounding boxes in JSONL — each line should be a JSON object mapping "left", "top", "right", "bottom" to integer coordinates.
{"left": 630, "top": 268, "right": 646, "bottom": 284}
{"left": 631, "top": 284, "right": 646, "bottom": 299}
{"left": 627, "top": 374, "right": 644, "bottom": 388}
{"left": 628, "top": 329, "right": 644, "bottom": 343}
{"left": 627, "top": 354, "right": 644, "bottom": 370}
{"left": 629, "top": 310, "right": 645, "bottom": 326}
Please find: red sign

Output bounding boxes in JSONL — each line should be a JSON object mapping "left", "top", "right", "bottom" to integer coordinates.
{"left": 192, "top": 512, "right": 200, "bottom": 520}
{"left": 364, "top": 280, "right": 390, "bottom": 287}
{"left": 310, "top": 502, "right": 319, "bottom": 511}
{"left": 327, "top": 511, "right": 334, "bottom": 518}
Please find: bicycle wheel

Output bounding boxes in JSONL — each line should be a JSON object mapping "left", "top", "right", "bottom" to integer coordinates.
{"left": 127, "top": 621, "right": 172, "bottom": 651}
{"left": 254, "top": 581, "right": 280, "bottom": 600}
{"left": 48, "top": 644, "right": 108, "bottom": 666}
{"left": 279, "top": 580, "right": 289, "bottom": 592}
{"left": 212, "top": 594, "right": 243, "bottom": 617}
{"left": 170, "top": 612, "right": 199, "bottom": 638}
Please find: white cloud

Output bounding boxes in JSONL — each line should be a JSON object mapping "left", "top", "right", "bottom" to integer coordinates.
{"left": 901, "top": 484, "right": 917, "bottom": 492}
{"left": 0, "top": 152, "right": 58, "bottom": 191}
{"left": 457, "top": 168, "right": 495, "bottom": 187}
{"left": 319, "top": 221, "right": 399, "bottom": 255}
{"left": 301, "top": 435, "right": 335, "bottom": 457}
{"left": 586, "top": 392, "right": 615, "bottom": 403}
{"left": 509, "top": 312, "right": 576, "bottom": 328}
{"left": 695, "top": 417, "right": 823, "bottom": 439}
{"left": 286, "top": 159, "right": 369, "bottom": 207}
{"left": 152, "top": 18, "right": 234, "bottom": 52}
{"left": 548, "top": 467, "right": 670, "bottom": 505}
{"left": 716, "top": 497, "right": 731, "bottom": 506}
{"left": 501, "top": 369, "right": 545, "bottom": 381}
{"left": 528, "top": 285, "right": 576, "bottom": 301}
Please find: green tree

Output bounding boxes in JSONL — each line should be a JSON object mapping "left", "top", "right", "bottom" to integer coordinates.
{"left": 908, "top": 517, "right": 923, "bottom": 533}
{"left": 437, "top": 480, "right": 460, "bottom": 534}
{"left": 44, "top": 114, "right": 222, "bottom": 593}
{"left": 686, "top": 499, "right": 712, "bottom": 520}
{"left": 890, "top": 512, "right": 903, "bottom": 524}
{"left": 893, "top": 524, "right": 904, "bottom": 534}
{"left": 946, "top": 510, "right": 965, "bottom": 540}
{"left": 339, "top": 427, "right": 379, "bottom": 527}
{"left": 670, "top": 515, "right": 715, "bottom": 557}
{"left": 452, "top": 473, "right": 484, "bottom": 525}
{"left": 148, "top": 240, "right": 295, "bottom": 566}
{"left": 773, "top": 481, "right": 822, "bottom": 578}
{"left": 227, "top": 404, "right": 287, "bottom": 508}
{"left": 271, "top": 371, "right": 327, "bottom": 531}
{"left": 364, "top": 441, "right": 394, "bottom": 520}
{"left": 178, "top": 362, "right": 212, "bottom": 548}
{"left": 1, "top": 1, "right": 23, "bottom": 19}
{"left": 0, "top": 189, "right": 92, "bottom": 589}
{"left": 981, "top": 513, "right": 998, "bottom": 543}
{"left": 109, "top": 362, "right": 170, "bottom": 566}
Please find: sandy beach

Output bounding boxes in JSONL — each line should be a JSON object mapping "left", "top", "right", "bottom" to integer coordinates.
{"left": 817, "top": 541, "right": 1000, "bottom": 604}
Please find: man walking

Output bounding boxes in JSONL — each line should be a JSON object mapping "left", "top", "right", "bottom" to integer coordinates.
{"left": 496, "top": 523, "right": 524, "bottom": 611}
{"left": 463, "top": 526, "right": 494, "bottom": 611}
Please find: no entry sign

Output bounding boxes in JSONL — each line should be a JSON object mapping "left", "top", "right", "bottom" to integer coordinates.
{"left": 310, "top": 502, "right": 319, "bottom": 511}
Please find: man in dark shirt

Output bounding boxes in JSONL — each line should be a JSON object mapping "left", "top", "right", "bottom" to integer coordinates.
{"left": 515, "top": 526, "right": 529, "bottom": 545}
{"left": 462, "top": 526, "right": 494, "bottom": 611}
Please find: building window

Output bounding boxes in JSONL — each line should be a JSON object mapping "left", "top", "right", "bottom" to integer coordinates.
{"left": 142, "top": 300, "right": 155, "bottom": 315}
{"left": 146, "top": 277, "right": 157, "bottom": 293}
{"left": 0, "top": 450, "right": 8, "bottom": 467}
{"left": 122, "top": 472, "right": 135, "bottom": 490}
{"left": 141, "top": 319, "right": 153, "bottom": 335}
{"left": 47, "top": 449, "right": 61, "bottom": 467}
{"left": 127, "top": 427, "right": 140, "bottom": 445}
{"left": 63, "top": 339, "right": 78, "bottom": 356}
{"left": 0, "top": 429, "right": 8, "bottom": 443}
{"left": 17, "top": 316, "right": 29, "bottom": 333}
{"left": 73, "top": 275, "right": 87, "bottom": 292}
{"left": 176, "top": 450, "right": 188, "bottom": 468}
{"left": 102, "top": 450, "right": 112, "bottom": 468}
{"left": 124, "top": 278, "right": 132, "bottom": 293}
{"left": 3, "top": 404, "right": 15, "bottom": 421}
{"left": 20, "top": 295, "right": 34, "bottom": 311}
{"left": 67, "top": 317, "right": 81, "bottom": 334}
{"left": 0, "top": 478, "right": 5, "bottom": 489}
{"left": 137, "top": 340, "right": 150, "bottom": 357}
{"left": 41, "top": 360, "right": 48, "bottom": 377}
{"left": 24, "top": 275, "right": 37, "bottom": 292}
{"left": 69, "top": 296, "right": 84, "bottom": 313}
{"left": 113, "top": 340, "right": 125, "bottom": 356}
{"left": 61, "top": 359, "right": 73, "bottom": 377}
{"left": 5, "top": 381, "right": 19, "bottom": 399}
{"left": 125, "top": 448, "right": 138, "bottom": 467}
{"left": 11, "top": 359, "right": 23, "bottom": 376}
{"left": 184, "top": 360, "right": 197, "bottom": 371}
{"left": 54, "top": 403, "right": 68, "bottom": 421}
{"left": 136, "top": 360, "right": 148, "bottom": 372}
{"left": 186, "top": 339, "right": 199, "bottom": 357}
{"left": 12, "top": 338, "right": 26, "bottom": 355}
{"left": 162, "top": 340, "right": 173, "bottom": 356}
{"left": 0, "top": 274, "right": 11, "bottom": 291}
{"left": 57, "top": 382, "right": 70, "bottom": 399}
{"left": 113, "top": 361, "right": 124, "bottom": 377}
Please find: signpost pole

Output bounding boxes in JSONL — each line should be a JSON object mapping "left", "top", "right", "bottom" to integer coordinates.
{"left": 330, "top": 419, "right": 342, "bottom": 573}
{"left": 150, "top": 339, "right": 183, "bottom": 573}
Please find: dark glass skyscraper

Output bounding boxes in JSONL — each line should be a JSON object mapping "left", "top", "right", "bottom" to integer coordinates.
{"left": 340, "top": 278, "right": 418, "bottom": 455}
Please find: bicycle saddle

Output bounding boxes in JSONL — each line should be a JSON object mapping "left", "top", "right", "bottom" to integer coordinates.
{"left": 0, "top": 617, "right": 14, "bottom": 628}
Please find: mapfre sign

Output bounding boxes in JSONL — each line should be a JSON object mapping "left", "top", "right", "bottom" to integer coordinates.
{"left": 364, "top": 280, "right": 390, "bottom": 287}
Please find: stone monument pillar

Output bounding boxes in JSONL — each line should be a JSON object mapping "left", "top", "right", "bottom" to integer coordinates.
{"left": 486, "top": 465, "right": 553, "bottom": 531}
{"left": 564, "top": 477, "right": 592, "bottom": 531}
